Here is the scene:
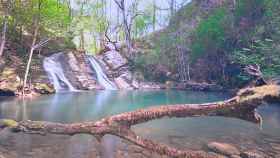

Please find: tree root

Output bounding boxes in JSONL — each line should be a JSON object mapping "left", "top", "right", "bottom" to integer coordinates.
{"left": 1, "top": 84, "right": 279, "bottom": 158}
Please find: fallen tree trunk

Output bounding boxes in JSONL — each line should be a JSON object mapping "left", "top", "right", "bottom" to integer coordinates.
{"left": 1, "top": 84, "right": 280, "bottom": 158}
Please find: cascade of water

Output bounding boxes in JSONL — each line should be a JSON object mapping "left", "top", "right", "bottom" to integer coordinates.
{"left": 87, "top": 56, "right": 117, "bottom": 90}
{"left": 43, "top": 53, "right": 76, "bottom": 92}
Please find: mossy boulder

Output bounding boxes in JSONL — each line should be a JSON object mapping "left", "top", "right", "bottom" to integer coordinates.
{"left": 0, "top": 119, "right": 18, "bottom": 128}
{"left": 34, "top": 83, "right": 55, "bottom": 94}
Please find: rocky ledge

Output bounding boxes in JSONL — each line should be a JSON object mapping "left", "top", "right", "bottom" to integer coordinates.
{"left": 0, "top": 67, "right": 55, "bottom": 97}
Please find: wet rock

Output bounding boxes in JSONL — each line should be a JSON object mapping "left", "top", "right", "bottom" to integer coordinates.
{"left": 56, "top": 52, "right": 100, "bottom": 90}
{"left": 207, "top": 142, "right": 240, "bottom": 157}
{"left": 33, "top": 83, "right": 55, "bottom": 94}
{"left": 165, "top": 81, "right": 176, "bottom": 89}
{"left": 240, "top": 150, "right": 266, "bottom": 158}
{"left": 139, "top": 82, "right": 163, "bottom": 89}
{"left": 115, "top": 76, "right": 134, "bottom": 89}
{"left": 132, "top": 79, "right": 140, "bottom": 89}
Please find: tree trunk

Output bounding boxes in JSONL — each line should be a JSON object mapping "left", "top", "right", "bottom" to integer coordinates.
{"left": 123, "top": 10, "right": 132, "bottom": 58}
{"left": 22, "top": 24, "right": 39, "bottom": 94}
{"left": 0, "top": 15, "right": 8, "bottom": 57}
{"left": 152, "top": 0, "right": 156, "bottom": 31}
{"left": 187, "top": 62, "right": 191, "bottom": 81}
{"left": 114, "top": 0, "right": 133, "bottom": 58}
{"left": 2, "top": 84, "right": 279, "bottom": 158}
{"left": 170, "top": 0, "right": 176, "bottom": 16}
{"left": 79, "top": 30, "right": 85, "bottom": 50}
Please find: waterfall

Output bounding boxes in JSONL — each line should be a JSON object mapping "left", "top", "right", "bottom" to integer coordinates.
{"left": 87, "top": 56, "right": 117, "bottom": 90}
{"left": 43, "top": 53, "right": 77, "bottom": 92}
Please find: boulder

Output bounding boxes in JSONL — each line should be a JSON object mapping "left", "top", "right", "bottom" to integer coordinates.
{"left": 207, "top": 142, "right": 240, "bottom": 157}
{"left": 33, "top": 83, "right": 55, "bottom": 94}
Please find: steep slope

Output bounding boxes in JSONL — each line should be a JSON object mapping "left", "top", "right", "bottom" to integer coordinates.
{"left": 134, "top": 0, "right": 280, "bottom": 89}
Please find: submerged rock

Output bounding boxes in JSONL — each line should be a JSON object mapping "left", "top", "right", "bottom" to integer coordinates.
{"left": 207, "top": 142, "right": 240, "bottom": 157}
{"left": 240, "top": 150, "right": 266, "bottom": 158}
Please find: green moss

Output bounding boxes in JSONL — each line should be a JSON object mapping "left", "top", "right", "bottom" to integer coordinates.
{"left": 0, "top": 119, "right": 18, "bottom": 128}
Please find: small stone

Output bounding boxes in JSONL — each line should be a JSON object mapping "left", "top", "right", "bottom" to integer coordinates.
{"left": 230, "top": 155, "right": 241, "bottom": 158}
{"left": 240, "top": 150, "right": 265, "bottom": 158}
{"left": 270, "top": 143, "right": 280, "bottom": 151}
{"left": 207, "top": 142, "right": 240, "bottom": 157}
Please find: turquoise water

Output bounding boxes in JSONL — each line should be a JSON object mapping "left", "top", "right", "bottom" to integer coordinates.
{"left": 0, "top": 90, "right": 228, "bottom": 123}
{"left": 0, "top": 90, "right": 280, "bottom": 157}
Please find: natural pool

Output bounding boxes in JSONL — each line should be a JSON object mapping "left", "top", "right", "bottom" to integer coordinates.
{"left": 0, "top": 90, "right": 280, "bottom": 158}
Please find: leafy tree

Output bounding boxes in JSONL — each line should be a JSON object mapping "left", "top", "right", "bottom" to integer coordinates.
{"left": 190, "top": 8, "right": 231, "bottom": 61}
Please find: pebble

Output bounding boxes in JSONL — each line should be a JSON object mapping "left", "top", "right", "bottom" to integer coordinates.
{"left": 207, "top": 142, "right": 240, "bottom": 157}
{"left": 240, "top": 150, "right": 265, "bottom": 158}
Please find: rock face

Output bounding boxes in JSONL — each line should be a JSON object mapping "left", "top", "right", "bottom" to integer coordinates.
{"left": 207, "top": 142, "right": 240, "bottom": 157}
{"left": 103, "top": 50, "right": 128, "bottom": 70}
{"left": 98, "top": 43, "right": 135, "bottom": 89}
{"left": 63, "top": 52, "right": 102, "bottom": 90}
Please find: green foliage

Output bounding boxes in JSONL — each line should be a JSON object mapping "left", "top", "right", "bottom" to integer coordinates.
{"left": 2, "top": 0, "right": 73, "bottom": 51}
{"left": 40, "top": 0, "right": 71, "bottom": 36}
{"left": 134, "top": 14, "right": 152, "bottom": 37}
{"left": 190, "top": 8, "right": 230, "bottom": 61}
{"left": 235, "top": 0, "right": 265, "bottom": 21}
{"left": 263, "top": 0, "right": 280, "bottom": 41}
{"left": 232, "top": 39, "right": 280, "bottom": 77}
{"left": 231, "top": 0, "right": 280, "bottom": 78}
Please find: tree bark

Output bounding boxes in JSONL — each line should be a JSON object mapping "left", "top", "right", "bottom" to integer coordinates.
{"left": 152, "top": 0, "right": 156, "bottom": 31}
{"left": 0, "top": 14, "right": 8, "bottom": 57}
{"left": 1, "top": 84, "right": 279, "bottom": 158}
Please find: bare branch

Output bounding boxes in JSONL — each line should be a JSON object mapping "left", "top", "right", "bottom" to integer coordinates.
{"left": 244, "top": 64, "right": 263, "bottom": 77}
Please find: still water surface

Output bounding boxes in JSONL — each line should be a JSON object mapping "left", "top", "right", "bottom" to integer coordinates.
{"left": 0, "top": 90, "right": 280, "bottom": 157}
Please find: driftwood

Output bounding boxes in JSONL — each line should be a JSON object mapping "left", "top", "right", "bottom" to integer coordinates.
{"left": 1, "top": 84, "right": 280, "bottom": 158}
{"left": 244, "top": 64, "right": 267, "bottom": 86}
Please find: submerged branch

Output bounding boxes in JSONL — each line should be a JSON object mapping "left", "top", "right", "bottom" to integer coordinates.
{"left": 1, "top": 84, "right": 280, "bottom": 158}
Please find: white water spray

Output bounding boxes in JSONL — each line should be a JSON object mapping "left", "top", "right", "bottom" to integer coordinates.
{"left": 43, "top": 53, "right": 76, "bottom": 92}
{"left": 87, "top": 56, "right": 117, "bottom": 90}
